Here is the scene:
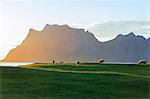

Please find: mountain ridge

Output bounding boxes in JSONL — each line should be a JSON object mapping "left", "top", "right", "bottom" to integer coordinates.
{"left": 2, "top": 24, "right": 149, "bottom": 62}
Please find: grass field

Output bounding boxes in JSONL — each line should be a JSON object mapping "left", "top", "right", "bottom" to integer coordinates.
{"left": 0, "top": 63, "right": 150, "bottom": 99}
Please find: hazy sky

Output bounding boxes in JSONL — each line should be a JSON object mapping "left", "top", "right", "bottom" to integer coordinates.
{"left": 0, "top": 0, "right": 149, "bottom": 60}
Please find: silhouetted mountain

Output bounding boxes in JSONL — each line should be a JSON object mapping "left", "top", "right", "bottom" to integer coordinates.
{"left": 98, "top": 32, "right": 149, "bottom": 62}
{"left": 2, "top": 24, "right": 150, "bottom": 63}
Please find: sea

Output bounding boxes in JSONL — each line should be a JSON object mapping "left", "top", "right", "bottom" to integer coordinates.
{"left": 0, "top": 62, "right": 34, "bottom": 67}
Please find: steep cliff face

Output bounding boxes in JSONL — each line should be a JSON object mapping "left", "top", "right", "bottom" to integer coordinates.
{"left": 3, "top": 25, "right": 100, "bottom": 62}
{"left": 2, "top": 24, "right": 149, "bottom": 62}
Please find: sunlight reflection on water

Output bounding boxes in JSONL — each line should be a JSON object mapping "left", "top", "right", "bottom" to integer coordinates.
{"left": 0, "top": 62, "right": 33, "bottom": 67}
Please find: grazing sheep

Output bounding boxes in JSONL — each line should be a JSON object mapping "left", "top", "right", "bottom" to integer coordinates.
{"left": 138, "top": 60, "right": 146, "bottom": 64}
{"left": 60, "top": 62, "right": 63, "bottom": 64}
{"left": 99, "top": 59, "right": 104, "bottom": 64}
{"left": 76, "top": 61, "right": 80, "bottom": 65}
{"left": 52, "top": 60, "right": 55, "bottom": 64}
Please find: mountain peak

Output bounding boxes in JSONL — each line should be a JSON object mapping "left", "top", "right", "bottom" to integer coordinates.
{"left": 116, "top": 32, "right": 135, "bottom": 38}
{"left": 43, "top": 24, "right": 71, "bottom": 31}
{"left": 115, "top": 32, "right": 145, "bottom": 41}
{"left": 60, "top": 24, "right": 70, "bottom": 28}
{"left": 116, "top": 34, "right": 124, "bottom": 38}
{"left": 128, "top": 32, "right": 135, "bottom": 36}
{"left": 29, "top": 28, "right": 37, "bottom": 32}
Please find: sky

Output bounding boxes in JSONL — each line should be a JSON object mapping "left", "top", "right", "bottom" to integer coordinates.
{"left": 0, "top": 0, "right": 149, "bottom": 60}
{"left": 87, "top": 21, "right": 150, "bottom": 41}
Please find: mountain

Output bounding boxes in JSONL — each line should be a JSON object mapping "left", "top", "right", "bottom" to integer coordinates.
{"left": 2, "top": 24, "right": 150, "bottom": 63}
{"left": 98, "top": 33, "right": 149, "bottom": 62}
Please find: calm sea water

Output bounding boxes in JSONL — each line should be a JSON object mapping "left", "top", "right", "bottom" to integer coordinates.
{"left": 0, "top": 62, "right": 34, "bottom": 67}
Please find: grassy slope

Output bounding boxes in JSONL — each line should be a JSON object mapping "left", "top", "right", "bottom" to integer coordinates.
{"left": 33, "top": 63, "right": 150, "bottom": 76}
{"left": 0, "top": 63, "right": 150, "bottom": 99}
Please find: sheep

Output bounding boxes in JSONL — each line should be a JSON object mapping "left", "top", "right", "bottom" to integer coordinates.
{"left": 99, "top": 59, "right": 104, "bottom": 64}
{"left": 138, "top": 60, "right": 146, "bottom": 64}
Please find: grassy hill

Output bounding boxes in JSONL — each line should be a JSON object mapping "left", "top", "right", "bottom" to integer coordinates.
{"left": 0, "top": 63, "right": 149, "bottom": 99}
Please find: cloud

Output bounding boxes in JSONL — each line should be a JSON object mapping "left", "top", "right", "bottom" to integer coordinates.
{"left": 86, "top": 21, "right": 150, "bottom": 41}
{"left": 69, "top": 23, "right": 85, "bottom": 29}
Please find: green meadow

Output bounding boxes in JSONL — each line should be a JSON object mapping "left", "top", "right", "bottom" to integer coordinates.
{"left": 0, "top": 63, "right": 150, "bottom": 99}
